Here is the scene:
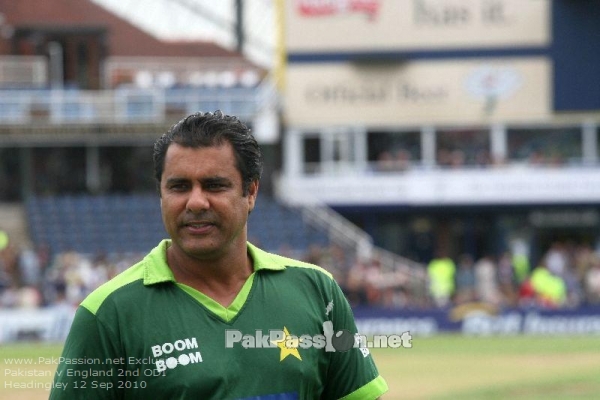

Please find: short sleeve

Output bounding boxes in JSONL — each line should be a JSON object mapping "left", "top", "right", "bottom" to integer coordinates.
{"left": 50, "top": 306, "right": 123, "bottom": 400}
{"left": 320, "top": 279, "right": 388, "bottom": 400}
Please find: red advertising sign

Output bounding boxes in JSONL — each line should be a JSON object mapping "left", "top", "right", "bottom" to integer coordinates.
{"left": 296, "top": 0, "right": 381, "bottom": 20}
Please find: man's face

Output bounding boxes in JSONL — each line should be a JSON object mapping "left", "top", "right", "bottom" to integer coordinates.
{"left": 160, "top": 142, "right": 258, "bottom": 262}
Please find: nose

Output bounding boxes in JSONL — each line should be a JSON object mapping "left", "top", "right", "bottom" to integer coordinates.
{"left": 186, "top": 185, "right": 210, "bottom": 213}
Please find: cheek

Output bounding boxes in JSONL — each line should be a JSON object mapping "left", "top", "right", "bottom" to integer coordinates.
{"left": 160, "top": 198, "right": 181, "bottom": 221}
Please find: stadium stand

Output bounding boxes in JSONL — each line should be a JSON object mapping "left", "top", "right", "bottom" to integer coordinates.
{"left": 24, "top": 193, "right": 329, "bottom": 258}
{"left": 1, "top": 1, "right": 600, "bottom": 330}
{"left": 1, "top": 194, "right": 339, "bottom": 310}
{"left": 248, "top": 194, "right": 330, "bottom": 254}
{"left": 26, "top": 194, "right": 166, "bottom": 256}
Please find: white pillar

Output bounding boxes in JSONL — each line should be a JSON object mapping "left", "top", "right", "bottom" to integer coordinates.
{"left": 283, "top": 128, "right": 302, "bottom": 176}
{"left": 490, "top": 123, "right": 507, "bottom": 163}
{"left": 582, "top": 120, "right": 598, "bottom": 165}
{"left": 86, "top": 145, "right": 101, "bottom": 193}
{"left": 421, "top": 126, "right": 436, "bottom": 167}
{"left": 354, "top": 127, "right": 368, "bottom": 172}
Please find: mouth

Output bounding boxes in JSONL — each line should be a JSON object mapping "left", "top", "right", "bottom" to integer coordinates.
{"left": 186, "top": 221, "right": 213, "bottom": 227}
{"left": 182, "top": 221, "right": 216, "bottom": 234}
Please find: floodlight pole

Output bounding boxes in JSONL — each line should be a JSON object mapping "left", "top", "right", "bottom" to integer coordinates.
{"left": 235, "top": 0, "right": 244, "bottom": 53}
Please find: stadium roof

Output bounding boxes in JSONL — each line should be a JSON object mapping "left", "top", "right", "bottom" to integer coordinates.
{"left": 0, "top": 0, "right": 252, "bottom": 59}
{"left": 90, "top": 0, "right": 275, "bottom": 67}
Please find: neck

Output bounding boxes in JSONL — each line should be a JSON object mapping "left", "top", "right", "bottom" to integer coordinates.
{"left": 167, "top": 243, "right": 254, "bottom": 307}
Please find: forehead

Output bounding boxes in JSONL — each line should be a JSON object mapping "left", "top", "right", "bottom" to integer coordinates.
{"left": 163, "top": 142, "right": 239, "bottom": 177}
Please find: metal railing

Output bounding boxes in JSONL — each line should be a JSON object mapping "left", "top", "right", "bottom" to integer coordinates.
{"left": 0, "top": 85, "right": 272, "bottom": 125}
{"left": 299, "top": 200, "right": 428, "bottom": 294}
{"left": 104, "top": 56, "right": 262, "bottom": 88}
{"left": 301, "top": 201, "right": 374, "bottom": 260}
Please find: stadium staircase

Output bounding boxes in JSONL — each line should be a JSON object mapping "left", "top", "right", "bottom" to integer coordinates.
{"left": 298, "top": 201, "right": 428, "bottom": 297}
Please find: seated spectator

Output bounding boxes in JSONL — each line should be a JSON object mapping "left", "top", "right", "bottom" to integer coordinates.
{"left": 497, "top": 252, "right": 517, "bottom": 307}
{"left": 376, "top": 151, "right": 397, "bottom": 172}
{"left": 454, "top": 253, "right": 476, "bottom": 304}
{"left": 474, "top": 255, "right": 502, "bottom": 305}
{"left": 427, "top": 253, "right": 456, "bottom": 308}
{"left": 530, "top": 263, "right": 567, "bottom": 308}
{"left": 394, "top": 149, "right": 411, "bottom": 171}
{"left": 585, "top": 259, "right": 600, "bottom": 304}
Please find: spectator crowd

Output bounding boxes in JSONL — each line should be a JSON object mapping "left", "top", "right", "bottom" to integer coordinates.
{"left": 1, "top": 228, "right": 600, "bottom": 311}
{"left": 423, "top": 241, "right": 600, "bottom": 310}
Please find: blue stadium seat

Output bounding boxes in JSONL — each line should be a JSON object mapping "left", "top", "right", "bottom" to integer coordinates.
{"left": 26, "top": 193, "right": 328, "bottom": 257}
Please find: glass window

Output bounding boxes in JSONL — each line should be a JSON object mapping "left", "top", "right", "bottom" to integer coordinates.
{"left": 33, "top": 148, "right": 87, "bottom": 195}
{"left": 368, "top": 130, "right": 420, "bottom": 172}
{"left": 303, "top": 136, "right": 320, "bottom": 174}
{"left": 507, "top": 126, "right": 581, "bottom": 165}
{"left": 101, "top": 147, "right": 155, "bottom": 193}
{"left": 436, "top": 128, "right": 490, "bottom": 168}
{"left": 0, "top": 148, "right": 21, "bottom": 201}
{"left": 76, "top": 41, "right": 90, "bottom": 89}
{"left": 302, "top": 130, "right": 361, "bottom": 174}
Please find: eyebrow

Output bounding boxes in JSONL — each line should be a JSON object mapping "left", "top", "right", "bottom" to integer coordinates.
{"left": 201, "top": 176, "right": 233, "bottom": 186}
{"left": 164, "top": 176, "right": 232, "bottom": 186}
{"left": 164, "top": 177, "right": 188, "bottom": 186}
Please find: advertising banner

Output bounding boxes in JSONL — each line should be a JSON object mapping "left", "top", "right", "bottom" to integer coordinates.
{"left": 2, "top": 303, "right": 600, "bottom": 343}
{"left": 287, "top": 0, "right": 550, "bottom": 52}
{"left": 354, "top": 304, "right": 600, "bottom": 336}
{"left": 284, "top": 57, "right": 551, "bottom": 126}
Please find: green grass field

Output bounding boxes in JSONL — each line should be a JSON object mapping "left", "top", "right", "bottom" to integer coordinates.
{"left": 373, "top": 335, "right": 600, "bottom": 399}
{"left": 2, "top": 335, "right": 600, "bottom": 399}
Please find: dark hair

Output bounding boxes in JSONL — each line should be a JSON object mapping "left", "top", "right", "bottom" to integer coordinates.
{"left": 153, "top": 110, "right": 263, "bottom": 195}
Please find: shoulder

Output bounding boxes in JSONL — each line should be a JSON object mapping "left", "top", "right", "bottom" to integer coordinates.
{"left": 248, "top": 242, "right": 333, "bottom": 280}
{"left": 79, "top": 257, "right": 146, "bottom": 315}
{"left": 79, "top": 241, "right": 172, "bottom": 315}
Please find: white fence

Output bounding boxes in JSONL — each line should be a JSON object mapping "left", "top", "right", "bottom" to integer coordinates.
{"left": 0, "top": 307, "right": 75, "bottom": 343}
{"left": 0, "top": 86, "right": 269, "bottom": 125}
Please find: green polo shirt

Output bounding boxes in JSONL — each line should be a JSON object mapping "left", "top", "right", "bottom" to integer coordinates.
{"left": 50, "top": 240, "right": 388, "bottom": 399}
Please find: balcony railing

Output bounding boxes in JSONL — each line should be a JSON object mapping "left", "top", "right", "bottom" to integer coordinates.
{"left": 0, "top": 86, "right": 271, "bottom": 125}
{"left": 0, "top": 56, "right": 47, "bottom": 88}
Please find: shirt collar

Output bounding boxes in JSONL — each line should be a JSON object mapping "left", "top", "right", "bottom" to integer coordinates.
{"left": 143, "top": 240, "right": 286, "bottom": 286}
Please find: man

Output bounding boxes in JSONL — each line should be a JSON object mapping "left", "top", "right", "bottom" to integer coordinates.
{"left": 50, "top": 111, "right": 388, "bottom": 399}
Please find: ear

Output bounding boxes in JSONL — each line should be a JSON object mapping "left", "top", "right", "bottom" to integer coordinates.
{"left": 247, "top": 180, "right": 259, "bottom": 212}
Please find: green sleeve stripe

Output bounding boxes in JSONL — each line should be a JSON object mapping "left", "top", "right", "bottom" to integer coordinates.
{"left": 339, "top": 375, "right": 389, "bottom": 400}
{"left": 80, "top": 262, "right": 145, "bottom": 315}
{"left": 263, "top": 251, "right": 333, "bottom": 279}
{"left": 283, "top": 259, "right": 333, "bottom": 279}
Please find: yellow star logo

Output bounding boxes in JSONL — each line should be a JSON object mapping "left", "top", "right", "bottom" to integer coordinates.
{"left": 272, "top": 326, "right": 302, "bottom": 361}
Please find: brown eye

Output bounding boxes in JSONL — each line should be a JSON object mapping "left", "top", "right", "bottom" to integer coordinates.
{"left": 169, "top": 183, "right": 188, "bottom": 191}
